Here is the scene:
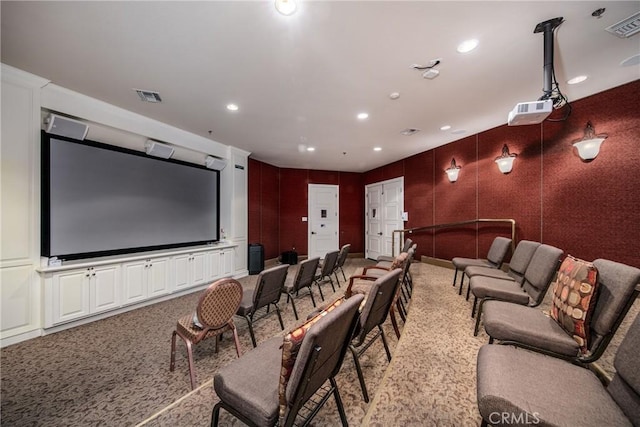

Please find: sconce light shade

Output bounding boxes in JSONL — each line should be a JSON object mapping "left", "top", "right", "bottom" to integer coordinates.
{"left": 275, "top": 0, "right": 297, "bottom": 15}
{"left": 572, "top": 121, "right": 607, "bottom": 161}
{"left": 445, "top": 158, "right": 461, "bottom": 182}
{"left": 495, "top": 144, "right": 517, "bottom": 174}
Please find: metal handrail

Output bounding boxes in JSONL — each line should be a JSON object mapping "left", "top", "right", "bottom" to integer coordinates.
{"left": 391, "top": 218, "right": 516, "bottom": 256}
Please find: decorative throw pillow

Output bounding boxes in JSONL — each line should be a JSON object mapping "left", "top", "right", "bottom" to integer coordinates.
{"left": 278, "top": 297, "right": 344, "bottom": 423}
{"left": 389, "top": 252, "right": 408, "bottom": 270}
{"left": 549, "top": 255, "right": 599, "bottom": 354}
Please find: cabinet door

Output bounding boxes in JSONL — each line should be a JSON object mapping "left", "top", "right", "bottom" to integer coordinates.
{"left": 207, "top": 251, "right": 221, "bottom": 281}
{"left": 52, "top": 269, "right": 90, "bottom": 324}
{"left": 191, "top": 253, "right": 207, "bottom": 286}
{"left": 122, "top": 260, "right": 147, "bottom": 305}
{"left": 90, "top": 265, "right": 121, "bottom": 314}
{"left": 173, "top": 254, "right": 191, "bottom": 290}
{"left": 148, "top": 257, "right": 170, "bottom": 297}
{"left": 221, "top": 249, "right": 234, "bottom": 276}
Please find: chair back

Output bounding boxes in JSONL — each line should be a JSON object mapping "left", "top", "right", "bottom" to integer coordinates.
{"left": 486, "top": 236, "right": 512, "bottom": 268}
{"left": 520, "top": 244, "right": 563, "bottom": 305}
{"left": 252, "top": 264, "right": 289, "bottom": 311}
{"left": 291, "top": 257, "right": 320, "bottom": 292}
{"left": 401, "top": 238, "right": 414, "bottom": 253}
{"left": 320, "top": 250, "right": 340, "bottom": 277}
{"left": 608, "top": 313, "right": 640, "bottom": 423}
{"left": 197, "top": 278, "right": 243, "bottom": 330}
{"left": 353, "top": 269, "right": 403, "bottom": 346}
{"left": 335, "top": 244, "right": 351, "bottom": 269}
{"left": 506, "top": 240, "right": 541, "bottom": 283}
{"left": 587, "top": 259, "right": 640, "bottom": 359}
{"left": 283, "top": 294, "right": 364, "bottom": 425}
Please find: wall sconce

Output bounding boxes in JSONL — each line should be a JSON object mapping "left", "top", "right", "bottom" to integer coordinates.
{"left": 445, "top": 158, "right": 461, "bottom": 182}
{"left": 572, "top": 121, "right": 608, "bottom": 161}
{"left": 275, "top": 0, "right": 297, "bottom": 15}
{"left": 494, "top": 144, "right": 517, "bottom": 174}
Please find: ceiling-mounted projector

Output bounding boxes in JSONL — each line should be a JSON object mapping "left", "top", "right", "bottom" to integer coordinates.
{"left": 508, "top": 17, "right": 567, "bottom": 126}
{"left": 508, "top": 100, "right": 553, "bottom": 126}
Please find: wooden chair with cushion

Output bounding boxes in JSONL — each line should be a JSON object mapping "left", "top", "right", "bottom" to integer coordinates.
{"left": 482, "top": 257, "right": 640, "bottom": 364}
{"left": 170, "top": 277, "right": 243, "bottom": 390}
{"left": 476, "top": 313, "right": 640, "bottom": 426}
{"left": 237, "top": 264, "right": 289, "bottom": 347}
{"left": 212, "top": 294, "right": 364, "bottom": 427}
{"left": 451, "top": 236, "right": 512, "bottom": 292}
{"left": 282, "top": 257, "right": 320, "bottom": 320}
{"left": 376, "top": 238, "right": 413, "bottom": 265}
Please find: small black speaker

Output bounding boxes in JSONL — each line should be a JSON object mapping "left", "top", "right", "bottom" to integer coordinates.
{"left": 248, "top": 243, "right": 264, "bottom": 275}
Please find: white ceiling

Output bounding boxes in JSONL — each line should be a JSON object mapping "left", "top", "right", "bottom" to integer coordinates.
{"left": 2, "top": 1, "right": 639, "bottom": 172}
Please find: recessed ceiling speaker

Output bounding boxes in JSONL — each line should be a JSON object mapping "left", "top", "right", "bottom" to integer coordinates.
{"left": 44, "top": 113, "right": 89, "bottom": 140}
{"left": 145, "top": 140, "right": 174, "bottom": 159}
{"left": 205, "top": 156, "right": 227, "bottom": 171}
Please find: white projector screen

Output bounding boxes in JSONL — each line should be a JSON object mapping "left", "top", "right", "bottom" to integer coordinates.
{"left": 42, "top": 133, "right": 220, "bottom": 259}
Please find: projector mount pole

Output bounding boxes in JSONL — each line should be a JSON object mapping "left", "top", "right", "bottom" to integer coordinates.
{"left": 534, "top": 17, "right": 563, "bottom": 101}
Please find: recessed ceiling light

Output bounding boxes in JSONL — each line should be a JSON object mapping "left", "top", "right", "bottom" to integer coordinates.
{"left": 567, "top": 75, "right": 588, "bottom": 85}
{"left": 306, "top": 147, "right": 315, "bottom": 152}
{"left": 226, "top": 103, "right": 239, "bottom": 111}
{"left": 275, "top": 0, "right": 297, "bottom": 16}
{"left": 451, "top": 129, "right": 466, "bottom": 135}
{"left": 440, "top": 125, "right": 452, "bottom": 131}
{"left": 389, "top": 92, "right": 400, "bottom": 100}
{"left": 374, "top": 147, "right": 382, "bottom": 151}
{"left": 357, "top": 112, "right": 369, "bottom": 120}
{"left": 457, "top": 39, "right": 479, "bottom": 53}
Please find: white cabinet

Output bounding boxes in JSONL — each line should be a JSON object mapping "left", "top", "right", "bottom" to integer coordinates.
{"left": 221, "top": 248, "right": 234, "bottom": 276}
{"left": 122, "top": 257, "right": 170, "bottom": 305}
{"left": 207, "top": 251, "right": 221, "bottom": 282}
{"left": 47, "top": 265, "right": 120, "bottom": 327}
{"left": 173, "top": 252, "right": 207, "bottom": 290}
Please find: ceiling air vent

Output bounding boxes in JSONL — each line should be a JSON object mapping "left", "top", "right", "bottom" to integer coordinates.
{"left": 605, "top": 11, "right": 640, "bottom": 38}
{"left": 134, "top": 89, "right": 162, "bottom": 103}
{"left": 400, "top": 128, "right": 421, "bottom": 136}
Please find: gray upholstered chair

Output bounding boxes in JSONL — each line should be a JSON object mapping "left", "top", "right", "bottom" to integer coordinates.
{"left": 237, "top": 264, "right": 289, "bottom": 347}
{"left": 212, "top": 293, "right": 364, "bottom": 427}
{"left": 347, "top": 268, "right": 403, "bottom": 402}
{"left": 452, "top": 236, "right": 513, "bottom": 292}
{"left": 462, "top": 240, "right": 541, "bottom": 300}
{"left": 282, "top": 257, "right": 320, "bottom": 320}
{"left": 334, "top": 243, "right": 351, "bottom": 282}
{"left": 315, "top": 249, "right": 340, "bottom": 300}
{"left": 476, "top": 313, "right": 640, "bottom": 426}
{"left": 170, "top": 278, "right": 243, "bottom": 390}
{"left": 377, "top": 237, "right": 413, "bottom": 264}
{"left": 482, "top": 259, "right": 640, "bottom": 363}
{"left": 470, "top": 244, "right": 563, "bottom": 336}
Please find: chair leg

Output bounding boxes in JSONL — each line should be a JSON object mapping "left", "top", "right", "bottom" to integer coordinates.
{"left": 458, "top": 275, "right": 464, "bottom": 295}
{"left": 211, "top": 401, "right": 223, "bottom": 427}
{"left": 331, "top": 377, "right": 349, "bottom": 427}
{"left": 231, "top": 324, "right": 242, "bottom": 358}
{"left": 308, "top": 286, "right": 317, "bottom": 307}
{"left": 397, "top": 299, "right": 407, "bottom": 322}
{"left": 390, "top": 307, "right": 401, "bottom": 339}
{"left": 489, "top": 337, "right": 494, "bottom": 344}
{"left": 340, "top": 266, "right": 346, "bottom": 282}
{"left": 185, "top": 340, "right": 197, "bottom": 390}
{"left": 290, "top": 294, "right": 299, "bottom": 320}
{"left": 329, "top": 276, "right": 336, "bottom": 292}
{"left": 474, "top": 299, "right": 485, "bottom": 336}
{"left": 465, "top": 278, "right": 471, "bottom": 301}
{"left": 275, "top": 304, "right": 285, "bottom": 330}
{"left": 316, "top": 281, "right": 325, "bottom": 301}
{"left": 334, "top": 271, "right": 341, "bottom": 287}
{"left": 245, "top": 315, "right": 257, "bottom": 348}
{"left": 349, "top": 345, "right": 369, "bottom": 403}
{"left": 170, "top": 330, "right": 177, "bottom": 371}
{"left": 471, "top": 296, "right": 478, "bottom": 318}
{"left": 379, "top": 326, "right": 392, "bottom": 362}
{"left": 453, "top": 268, "right": 458, "bottom": 286}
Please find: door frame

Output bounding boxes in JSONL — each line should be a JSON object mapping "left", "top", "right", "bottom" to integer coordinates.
{"left": 365, "top": 177, "right": 404, "bottom": 260}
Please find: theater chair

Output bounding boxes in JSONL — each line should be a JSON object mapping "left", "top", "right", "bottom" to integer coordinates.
{"left": 451, "top": 236, "right": 512, "bottom": 293}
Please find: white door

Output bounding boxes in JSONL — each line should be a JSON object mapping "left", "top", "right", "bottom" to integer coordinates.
{"left": 366, "top": 177, "right": 404, "bottom": 260}
{"left": 308, "top": 184, "right": 339, "bottom": 260}
{"left": 366, "top": 184, "right": 383, "bottom": 261}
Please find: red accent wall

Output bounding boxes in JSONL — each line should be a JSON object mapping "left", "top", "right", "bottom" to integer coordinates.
{"left": 248, "top": 81, "right": 640, "bottom": 268}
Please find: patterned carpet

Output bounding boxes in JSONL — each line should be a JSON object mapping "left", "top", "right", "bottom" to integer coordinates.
{"left": 1, "top": 259, "right": 637, "bottom": 426}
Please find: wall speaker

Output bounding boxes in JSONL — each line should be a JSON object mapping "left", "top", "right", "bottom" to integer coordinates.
{"left": 145, "top": 140, "right": 174, "bottom": 159}
{"left": 205, "top": 156, "right": 228, "bottom": 170}
{"left": 45, "top": 113, "right": 89, "bottom": 140}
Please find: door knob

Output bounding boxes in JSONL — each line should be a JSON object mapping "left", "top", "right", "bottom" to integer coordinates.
{"left": 378, "top": 232, "right": 383, "bottom": 236}
{"left": 311, "top": 231, "right": 317, "bottom": 235}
